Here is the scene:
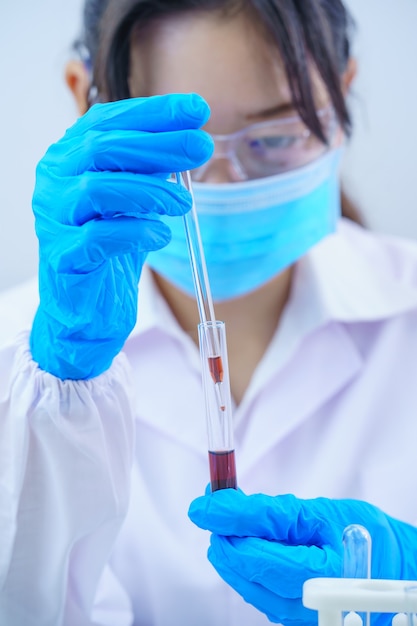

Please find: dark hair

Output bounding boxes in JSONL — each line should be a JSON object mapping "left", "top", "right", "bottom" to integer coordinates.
{"left": 76, "top": 0, "right": 355, "bottom": 141}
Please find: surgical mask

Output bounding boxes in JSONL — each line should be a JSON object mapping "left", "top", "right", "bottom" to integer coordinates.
{"left": 146, "top": 147, "right": 343, "bottom": 302}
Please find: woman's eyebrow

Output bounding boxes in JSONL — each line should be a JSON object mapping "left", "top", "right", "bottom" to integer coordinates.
{"left": 245, "top": 101, "right": 296, "bottom": 121}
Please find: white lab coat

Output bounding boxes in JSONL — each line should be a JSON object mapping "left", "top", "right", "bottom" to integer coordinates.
{"left": 1, "top": 218, "right": 417, "bottom": 626}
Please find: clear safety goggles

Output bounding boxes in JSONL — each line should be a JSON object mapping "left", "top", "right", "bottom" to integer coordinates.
{"left": 191, "top": 107, "right": 338, "bottom": 181}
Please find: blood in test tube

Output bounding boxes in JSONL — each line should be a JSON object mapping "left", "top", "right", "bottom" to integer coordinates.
{"left": 207, "top": 355, "right": 224, "bottom": 383}
{"left": 207, "top": 355, "right": 226, "bottom": 411}
{"left": 208, "top": 450, "right": 237, "bottom": 491}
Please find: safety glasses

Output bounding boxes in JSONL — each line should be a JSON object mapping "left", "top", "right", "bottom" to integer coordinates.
{"left": 191, "top": 107, "right": 338, "bottom": 181}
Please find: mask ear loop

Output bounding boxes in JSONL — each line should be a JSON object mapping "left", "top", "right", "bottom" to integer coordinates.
{"left": 73, "top": 40, "right": 101, "bottom": 107}
{"left": 87, "top": 85, "right": 100, "bottom": 107}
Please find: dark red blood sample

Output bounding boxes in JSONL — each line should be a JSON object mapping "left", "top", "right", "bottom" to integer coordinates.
{"left": 208, "top": 450, "right": 237, "bottom": 491}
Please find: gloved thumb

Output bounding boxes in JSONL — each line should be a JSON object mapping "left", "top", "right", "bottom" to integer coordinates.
{"left": 188, "top": 489, "right": 343, "bottom": 545}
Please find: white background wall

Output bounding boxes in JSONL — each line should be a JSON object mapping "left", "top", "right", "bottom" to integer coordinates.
{"left": 0, "top": 0, "right": 416, "bottom": 293}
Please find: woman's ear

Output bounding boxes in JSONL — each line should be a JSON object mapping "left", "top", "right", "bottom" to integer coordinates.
{"left": 341, "top": 57, "right": 358, "bottom": 96}
{"left": 65, "top": 60, "right": 91, "bottom": 115}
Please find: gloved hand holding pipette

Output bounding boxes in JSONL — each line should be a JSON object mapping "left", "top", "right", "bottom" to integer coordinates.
{"left": 30, "top": 93, "right": 213, "bottom": 379}
{"left": 188, "top": 489, "right": 417, "bottom": 626}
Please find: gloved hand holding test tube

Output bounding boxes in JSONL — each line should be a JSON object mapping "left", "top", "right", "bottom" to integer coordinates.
{"left": 176, "top": 171, "right": 237, "bottom": 492}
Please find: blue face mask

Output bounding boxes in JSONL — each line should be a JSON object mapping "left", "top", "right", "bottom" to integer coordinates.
{"left": 147, "top": 148, "right": 342, "bottom": 302}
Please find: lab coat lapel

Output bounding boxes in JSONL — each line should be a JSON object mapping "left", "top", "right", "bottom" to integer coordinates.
{"left": 236, "top": 321, "right": 363, "bottom": 473}
{"left": 236, "top": 219, "right": 417, "bottom": 473}
{"left": 305, "top": 220, "right": 417, "bottom": 322}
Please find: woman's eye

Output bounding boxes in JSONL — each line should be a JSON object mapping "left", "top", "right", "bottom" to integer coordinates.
{"left": 249, "top": 135, "right": 297, "bottom": 151}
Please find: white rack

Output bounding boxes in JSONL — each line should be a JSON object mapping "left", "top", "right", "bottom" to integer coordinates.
{"left": 303, "top": 578, "right": 417, "bottom": 626}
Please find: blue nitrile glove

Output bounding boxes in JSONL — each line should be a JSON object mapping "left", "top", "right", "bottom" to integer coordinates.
{"left": 30, "top": 93, "right": 213, "bottom": 379}
{"left": 188, "top": 489, "right": 417, "bottom": 625}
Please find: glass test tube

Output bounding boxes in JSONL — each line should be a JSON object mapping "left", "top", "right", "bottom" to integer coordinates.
{"left": 343, "top": 524, "right": 372, "bottom": 626}
{"left": 176, "top": 171, "right": 237, "bottom": 492}
{"left": 198, "top": 320, "right": 237, "bottom": 491}
{"left": 342, "top": 524, "right": 372, "bottom": 578}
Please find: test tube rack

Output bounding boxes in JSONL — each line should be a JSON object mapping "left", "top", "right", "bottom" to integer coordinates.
{"left": 303, "top": 578, "right": 417, "bottom": 626}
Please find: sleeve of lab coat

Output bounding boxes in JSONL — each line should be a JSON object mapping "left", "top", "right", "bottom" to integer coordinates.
{"left": 0, "top": 331, "right": 135, "bottom": 626}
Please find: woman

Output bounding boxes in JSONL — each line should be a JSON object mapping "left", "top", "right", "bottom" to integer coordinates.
{"left": 0, "top": 1, "right": 417, "bottom": 625}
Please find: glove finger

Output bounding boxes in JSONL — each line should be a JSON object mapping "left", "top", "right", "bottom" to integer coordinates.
{"left": 40, "top": 171, "right": 193, "bottom": 226}
{"left": 52, "top": 216, "right": 171, "bottom": 273}
{"left": 189, "top": 489, "right": 283, "bottom": 536}
{"left": 207, "top": 540, "right": 316, "bottom": 625}
{"left": 209, "top": 534, "right": 340, "bottom": 599}
{"left": 189, "top": 489, "right": 343, "bottom": 546}
{"left": 73, "top": 93, "right": 211, "bottom": 135}
{"left": 45, "top": 128, "right": 213, "bottom": 177}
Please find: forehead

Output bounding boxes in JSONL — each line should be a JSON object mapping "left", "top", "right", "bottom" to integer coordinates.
{"left": 128, "top": 10, "right": 329, "bottom": 133}
{"left": 129, "top": 10, "right": 294, "bottom": 130}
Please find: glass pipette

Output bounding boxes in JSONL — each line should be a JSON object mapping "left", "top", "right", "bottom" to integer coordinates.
{"left": 175, "top": 171, "right": 237, "bottom": 491}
